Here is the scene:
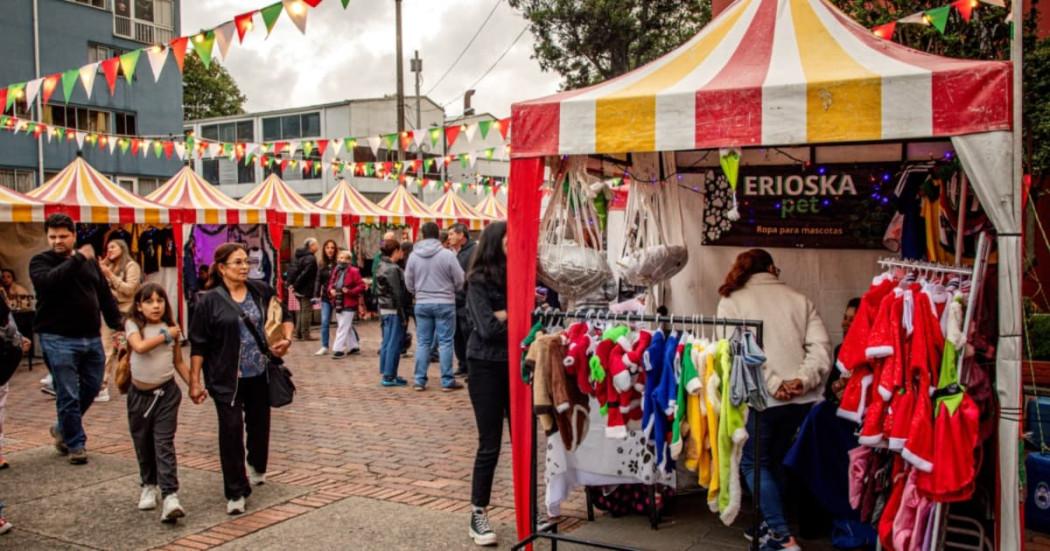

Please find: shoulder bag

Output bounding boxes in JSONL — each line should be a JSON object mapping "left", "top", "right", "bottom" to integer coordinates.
{"left": 217, "top": 287, "right": 295, "bottom": 408}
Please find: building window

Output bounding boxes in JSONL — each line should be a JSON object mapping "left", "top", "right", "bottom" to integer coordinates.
{"left": 71, "top": 0, "right": 108, "bottom": 8}
{"left": 261, "top": 112, "right": 320, "bottom": 141}
{"left": 114, "top": 112, "right": 136, "bottom": 135}
{"left": 88, "top": 43, "right": 125, "bottom": 63}
{"left": 202, "top": 159, "right": 219, "bottom": 185}
{"left": 114, "top": 0, "right": 175, "bottom": 44}
{"left": 201, "top": 120, "right": 253, "bottom": 143}
{"left": 43, "top": 104, "right": 111, "bottom": 133}
{"left": 115, "top": 177, "right": 136, "bottom": 194}
{"left": 0, "top": 168, "right": 36, "bottom": 194}
{"left": 137, "top": 177, "right": 160, "bottom": 196}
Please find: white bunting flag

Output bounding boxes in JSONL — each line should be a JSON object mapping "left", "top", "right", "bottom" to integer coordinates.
{"left": 413, "top": 130, "right": 427, "bottom": 149}
{"left": 286, "top": 140, "right": 299, "bottom": 159}
{"left": 330, "top": 138, "right": 343, "bottom": 156}
{"left": 75, "top": 131, "right": 86, "bottom": 149}
{"left": 24, "top": 78, "right": 42, "bottom": 107}
{"left": 463, "top": 123, "right": 478, "bottom": 143}
{"left": 899, "top": 12, "right": 928, "bottom": 24}
{"left": 367, "top": 136, "right": 381, "bottom": 157}
{"left": 283, "top": 0, "right": 309, "bottom": 34}
{"left": 434, "top": 156, "right": 445, "bottom": 170}
{"left": 108, "top": 138, "right": 117, "bottom": 155}
{"left": 141, "top": 139, "right": 153, "bottom": 157}
{"left": 79, "top": 63, "right": 99, "bottom": 100}
{"left": 214, "top": 22, "right": 237, "bottom": 61}
{"left": 174, "top": 142, "right": 187, "bottom": 160}
{"left": 146, "top": 47, "right": 169, "bottom": 82}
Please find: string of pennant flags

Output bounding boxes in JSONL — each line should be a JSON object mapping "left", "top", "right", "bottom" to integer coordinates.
{"left": 871, "top": 0, "right": 1006, "bottom": 40}
{"left": 0, "top": 0, "right": 338, "bottom": 110}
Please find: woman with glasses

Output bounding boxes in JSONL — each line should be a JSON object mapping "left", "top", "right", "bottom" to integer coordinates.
{"left": 188, "top": 243, "right": 293, "bottom": 516}
{"left": 716, "top": 249, "right": 831, "bottom": 551}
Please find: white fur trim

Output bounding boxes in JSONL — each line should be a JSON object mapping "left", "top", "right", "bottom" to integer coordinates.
{"left": 719, "top": 427, "right": 749, "bottom": 526}
{"left": 616, "top": 336, "right": 633, "bottom": 352}
{"left": 555, "top": 402, "right": 570, "bottom": 414}
{"left": 605, "top": 424, "right": 628, "bottom": 439}
{"left": 858, "top": 433, "right": 885, "bottom": 447}
{"left": 634, "top": 381, "right": 646, "bottom": 393}
{"left": 901, "top": 447, "right": 934, "bottom": 473}
{"left": 836, "top": 407, "right": 863, "bottom": 423}
{"left": 686, "top": 378, "right": 702, "bottom": 395}
{"left": 887, "top": 437, "right": 906, "bottom": 451}
{"left": 563, "top": 355, "right": 575, "bottom": 367}
{"left": 670, "top": 439, "right": 683, "bottom": 459}
{"left": 664, "top": 401, "right": 676, "bottom": 417}
{"left": 707, "top": 374, "right": 722, "bottom": 414}
{"left": 836, "top": 359, "right": 848, "bottom": 374}
{"left": 866, "top": 345, "right": 894, "bottom": 359}
{"left": 612, "top": 370, "right": 633, "bottom": 394}
{"left": 877, "top": 385, "right": 894, "bottom": 402}
{"left": 708, "top": 498, "right": 720, "bottom": 514}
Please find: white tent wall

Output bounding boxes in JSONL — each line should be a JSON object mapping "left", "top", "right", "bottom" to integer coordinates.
{"left": 0, "top": 223, "right": 48, "bottom": 295}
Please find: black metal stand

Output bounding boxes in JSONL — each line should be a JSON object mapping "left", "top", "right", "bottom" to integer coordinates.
{"left": 513, "top": 309, "right": 765, "bottom": 551}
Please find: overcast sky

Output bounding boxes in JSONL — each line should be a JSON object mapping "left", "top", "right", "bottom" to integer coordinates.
{"left": 181, "top": 0, "right": 561, "bottom": 119}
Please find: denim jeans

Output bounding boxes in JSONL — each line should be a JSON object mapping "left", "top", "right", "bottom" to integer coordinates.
{"left": 319, "top": 301, "right": 333, "bottom": 349}
{"left": 380, "top": 314, "right": 404, "bottom": 381}
{"left": 39, "top": 333, "right": 106, "bottom": 452}
{"left": 413, "top": 303, "right": 456, "bottom": 388}
{"left": 740, "top": 402, "right": 812, "bottom": 537}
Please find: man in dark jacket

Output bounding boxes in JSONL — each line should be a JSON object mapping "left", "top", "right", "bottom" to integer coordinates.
{"left": 289, "top": 238, "right": 319, "bottom": 340}
{"left": 448, "top": 224, "right": 475, "bottom": 377}
{"left": 375, "top": 239, "right": 409, "bottom": 387}
{"left": 30, "top": 214, "right": 122, "bottom": 465}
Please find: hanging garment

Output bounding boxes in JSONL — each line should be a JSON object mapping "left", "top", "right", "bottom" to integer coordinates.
{"left": 729, "top": 327, "right": 769, "bottom": 411}
{"left": 651, "top": 332, "right": 680, "bottom": 471}
{"left": 892, "top": 468, "right": 933, "bottom": 551}
{"left": 704, "top": 343, "right": 722, "bottom": 509}
{"left": 838, "top": 277, "right": 897, "bottom": 422}
{"left": 716, "top": 339, "right": 748, "bottom": 525}
{"left": 562, "top": 322, "right": 596, "bottom": 396}
{"left": 530, "top": 333, "right": 590, "bottom": 451}
{"left": 641, "top": 329, "right": 667, "bottom": 439}
{"left": 670, "top": 340, "right": 693, "bottom": 460}
{"left": 878, "top": 457, "right": 908, "bottom": 551}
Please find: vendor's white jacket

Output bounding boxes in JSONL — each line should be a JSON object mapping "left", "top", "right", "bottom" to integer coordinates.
{"left": 716, "top": 272, "right": 832, "bottom": 406}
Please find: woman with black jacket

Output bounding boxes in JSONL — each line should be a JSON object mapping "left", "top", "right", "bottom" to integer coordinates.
{"left": 463, "top": 221, "right": 508, "bottom": 547}
{"left": 188, "top": 243, "right": 293, "bottom": 516}
{"left": 314, "top": 239, "right": 338, "bottom": 356}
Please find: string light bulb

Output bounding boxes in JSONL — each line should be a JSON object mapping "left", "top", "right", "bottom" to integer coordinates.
{"left": 289, "top": 1, "right": 306, "bottom": 15}
{"left": 194, "top": 33, "right": 206, "bottom": 44}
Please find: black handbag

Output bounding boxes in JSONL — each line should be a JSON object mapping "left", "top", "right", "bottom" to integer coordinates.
{"left": 217, "top": 287, "right": 295, "bottom": 408}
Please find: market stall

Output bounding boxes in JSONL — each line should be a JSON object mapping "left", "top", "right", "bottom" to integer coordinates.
{"left": 316, "top": 177, "right": 406, "bottom": 253}
{"left": 506, "top": 0, "right": 1019, "bottom": 547}
{"left": 475, "top": 194, "right": 508, "bottom": 221}
{"left": 428, "top": 188, "right": 493, "bottom": 231}
{"left": 376, "top": 183, "right": 441, "bottom": 238}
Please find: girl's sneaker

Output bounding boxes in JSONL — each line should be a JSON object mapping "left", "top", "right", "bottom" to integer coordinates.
{"left": 161, "top": 494, "right": 185, "bottom": 523}
{"left": 314, "top": 347, "right": 329, "bottom": 356}
{"left": 760, "top": 533, "right": 801, "bottom": 551}
{"left": 469, "top": 507, "right": 497, "bottom": 546}
{"left": 138, "top": 485, "right": 160, "bottom": 510}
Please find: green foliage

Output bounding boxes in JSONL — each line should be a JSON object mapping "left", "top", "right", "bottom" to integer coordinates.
{"left": 507, "top": 0, "right": 711, "bottom": 89}
{"left": 1026, "top": 37, "right": 1050, "bottom": 180}
{"left": 182, "top": 55, "right": 247, "bottom": 121}
{"left": 1026, "top": 313, "right": 1050, "bottom": 360}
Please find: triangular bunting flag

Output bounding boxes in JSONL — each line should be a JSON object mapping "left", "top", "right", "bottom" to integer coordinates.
{"left": 344, "top": 138, "right": 357, "bottom": 154}
{"left": 75, "top": 131, "right": 86, "bottom": 149}
{"left": 498, "top": 118, "right": 511, "bottom": 141}
{"left": 445, "top": 125, "right": 461, "bottom": 148}
{"left": 214, "top": 22, "right": 237, "bottom": 61}
{"left": 460, "top": 154, "right": 470, "bottom": 169}
{"left": 872, "top": 21, "right": 897, "bottom": 40}
{"left": 118, "top": 139, "right": 130, "bottom": 154}
{"left": 261, "top": 2, "right": 285, "bottom": 36}
{"left": 368, "top": 136, "right": 382, "bottom": 156}
{"left": 429, "top": 127, "right": 441, "bottom": 148}
{"left": 142, "top": 139, "right": 153, "bottom": 157}
{"left": 435, "top": 156, "right": 445, "bottom": 170}
{"left": 24, "top": 78, "right": 42, "bottom": 107}
{"left": 478, "top": 120, "right": 492, "bottom": 140}
{"left": 980, "top": 0, "right": 1004, "bottom": 6}
{"left": 108, "top": 137, "right": 118, "bottom": 155}
{"left": 899, "top": 12, "right": 927, "bottom": 24}
{"left": 316, "top": 139, "right": 328, "bottom": 158}
{"left": 924, "top": 5, "right": 951, "bottom": 33}
{"left": 41, "top": 75, "right": 60, "bottom": 106}
{"left": 5, "top": 83, "right": 24, "bottom": 112}
{"left": 413, "top": 129, "right": 427, "bottom": 149}
{"left": 303, "top": 140, "right": 315, "bottom": 157}
{"left": 191, "top": 31, "right": 216, "bottom": 68}
{"left": 174, "top": 142, "right": 186, "bottom": 160}
{"left": 329, "top": 138, "right": 342, "bottom": 156}
{"left": 153, "top": 141, "right": 164, "bottom": 158}
{"left": 131, "top": 138, "right": 140, "bottom": 156}
{"left": 0, "top": 92, "right": 7, "bottom": 115}
{"left": 235, "top": 11, "right": 256, "bottom": 42}
{"left": 383, "top": 133, "right": 398, "bottom": 151}
{"left": 119, "top": 50, "right": 141, "bottom": 84}
{"left": 146, "top": 46, "right": 168, "bottom": 82}
{"left": 163, "top": 141, "right": 175, "bottom": 159}
{"left": 484, "top": 147, "right": 495, "bottom": 160}
{"left": 424, "top": 158, "right": 434, "bottom": 173}
{"left": 341, "top": 0, "right": 351, "bottom": 8}
{"left": 169, "top": 37, "right": 189, "bottom": 72}
{"left": 283, "top": 0, "right": 309, "bottom": 34}
{"left": 953, "top": 0, "right": 975, "bottom": 22}
{"left": 286, "top": 140, "right": 299, "bottom": 159}
{"left": 100, "top": 57, "right": 120, "bottom": 94}
{"left": 280, "top": 159, "right": 290, "bottom": 172}
{"left": 463, "top": 123, "right": 478, "bottom": 143}
{"left": 400, "top": 132, "right": 414, "bottom": 151}
{"left": 79, "top": 63, "right": 99, "bottom": 99}
{"left": 61, "top": 70, "right": 79, "bottom": 103}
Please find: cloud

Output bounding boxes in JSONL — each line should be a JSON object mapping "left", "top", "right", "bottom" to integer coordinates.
{"left": 180, "top": 0, "right": 561, "bottom": 120}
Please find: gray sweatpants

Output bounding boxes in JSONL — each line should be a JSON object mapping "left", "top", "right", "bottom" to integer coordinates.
{"left": 127, "top": 379, "right": 182, "bottom": 496}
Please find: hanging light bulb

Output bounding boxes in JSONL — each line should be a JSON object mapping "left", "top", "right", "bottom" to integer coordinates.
{"left": 289, "top": 1, "right": 306, "bottom": 15}
{"left": 194, "top": 32, "right": 206, "bottom": 43}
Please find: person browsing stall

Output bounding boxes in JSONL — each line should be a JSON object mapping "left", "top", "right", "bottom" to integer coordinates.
{"left": 98, "top": 238, "right": 142, "bottom": 402}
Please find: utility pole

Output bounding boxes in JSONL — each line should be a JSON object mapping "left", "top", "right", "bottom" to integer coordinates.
{"left": 32, "top": 0, "right": 43, "bottom": 187}
{"left": 395, "top": 0, "right": 406, "bottom": 164}
{"left": 410, "top": 50, "right": 423, "bottom": 174}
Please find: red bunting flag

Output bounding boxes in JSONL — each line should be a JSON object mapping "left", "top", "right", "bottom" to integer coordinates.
{"left": 498, "top": 118, "right": 511, "bottom": 141}
{"left": 872, "top": 21, "right": 896, "bottom": 40}
{"left": 235, "top": 11, "right": 256, "bottom": 42}
{"left": 304, "top": 0, "right": 323, "bottom": 6}
{"left": 280, "top": 159, "right": 290, "bottom": 172}
{"left": 0, "top": 90, "right": 6, "bottom": 115}
{"left": 41, "top": 75, "right": 60, "bottom": 106}
{"left": 273, "top": 141, "right": 288, "bottom": 156}
{"left": 400, "top": 131, "right": 413, "bottom": 151}
{"left": 100, "top": 57, "right": 120, "bottom": 95}
{"left": 315, "top": 139, "right": 328, "bottom": 158}
{"left": 169, "top": 37, "right": 189, "bottom": 72}
{"left": 383, "top": 161, "right": 393, "bottom": 175}
{"left": 131, "top": 138, "right": 141, "bottom": 156}
{"left": 412, "top": 159, "right": 422, "bottom": 173}
{"left": 33, "top": 123, "right": 46, "bottom": 138}
{"left": 163, "top": 141, "right": 175, "bottom": 159}
{"left": 445, "top": 125, "right": 461, "bottom": 148}
{"left": 953, "top": 0, "right": 976, "bottom": 22}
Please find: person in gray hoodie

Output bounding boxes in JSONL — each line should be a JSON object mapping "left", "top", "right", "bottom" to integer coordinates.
{"left": 405, "top": 222, "right": 465, "bottom": 391}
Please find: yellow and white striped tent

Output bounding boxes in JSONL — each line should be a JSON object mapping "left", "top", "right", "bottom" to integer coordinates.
{"left": 475, "top": 194, "right": 507, "bottom": 221}
{"left": 429, "top": 190, "right": 492, "bottom": 230}
{"left": 240, "top": 174, "right": 340, "bottom": 227}
{"left": 316, "top": 179, "right": 405, "bottom": 226}
{"left": 0, "top": 185, "right": 47, "bottom": 223}
{"left": 377, "top": 184, "right": 438, "bottom": 224}
{"left": 27, "top": 157, "right": 169, "bottom": 224}
{"left": 148, "top": 166, "right": 266, "bottom": 225}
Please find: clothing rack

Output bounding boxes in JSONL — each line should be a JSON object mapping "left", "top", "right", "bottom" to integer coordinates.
{"left": 513, "top": 308, "right": 766, "bottom": 551}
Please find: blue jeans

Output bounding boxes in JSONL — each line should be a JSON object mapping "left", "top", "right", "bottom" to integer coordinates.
{"left": 740, "top": 403, "right": 811, "bottom": 538}
{"left": 320, "top": 301, "right": 333, "bottom": 349}
{"left": 39, "top": 333, "right": 105, "bottom": 452}
{"left": 380, "top": 314, "right": 405, "bottom": 381}
{"left": 413, "top": 303, "right": 456, "bottom": 388}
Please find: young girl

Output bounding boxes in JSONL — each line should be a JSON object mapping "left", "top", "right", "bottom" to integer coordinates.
{"left": 327, "top": 250, "right": 366, "bottom": 359}
{"left": 125, "top": 283, "right": 192, "bottom": 523}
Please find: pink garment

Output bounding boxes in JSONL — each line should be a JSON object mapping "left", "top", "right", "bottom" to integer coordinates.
{"left": 911, "top": 497, "right": 936, "bottom": 551}
{"left": 893, "top": 468, "right": 931, "bottom": 551}
{"left": 849, "top": 446, "right": 874, "bottom": 509}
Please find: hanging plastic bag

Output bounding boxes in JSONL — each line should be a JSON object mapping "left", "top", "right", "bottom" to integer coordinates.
{"left": 616, "top": 153, "right": 689, "bottom": 287}
{"left": 537, "top": 159, "right": 613, "bottom": 300}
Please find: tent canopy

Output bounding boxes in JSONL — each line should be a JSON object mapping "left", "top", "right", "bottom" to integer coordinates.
{"left": 241, "top": 174, "right": 340, "bottom": 227}
{"left": 27, "top": 157, "right": 170, "bottom": 224}
{"left": 475, "top": 194, "right": 507, "bottom": 220}
{"left": 148, "top": 166, "right": 266, "bottom": 225}
{"left": 316, "top": 179, "right": 406, "bottom": 226}
{"left": 377, "top": 185, "right": 439, "bottom": 223}
{"left": 429, "top": 190, "right": 491, "bottom": 230}
{"left": 0, "top": 185, "right": 47, "bottom": 223}
{"left": 511, "top": 0, "right": 1011, "bottom": 157}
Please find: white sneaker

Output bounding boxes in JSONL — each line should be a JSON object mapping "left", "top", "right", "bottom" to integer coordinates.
{"left": 249, "top": 465, "right": 266, "bottom": 486}
{"left": 39, "top": 374, "right": 52, "bottom": 386}
{"left": 161, "top": 493, "right": 185, "bottom": 523}
{"left": 227, "top": 497, "right": 246, "bottom": 515}
{"left": 138, "top": 485, "right": 159, "bottom": 510}
{"left": 314, "top": 347, "right": 329, "bottom": 356}
{"left": 95, "top": 388, "right": 110, "bottom": 402}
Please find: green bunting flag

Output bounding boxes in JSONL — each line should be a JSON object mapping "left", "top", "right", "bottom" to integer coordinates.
{"left": 429, "top": 127, "right": 441, "bottom": 148}
{"left": 344, "top": 138, "right": 356, "bottom": 152}
{"left": 119, "top": 50, "right": 141, "bottom": 84}
{"left": 192, "top": 31, "right": 216, "bottom": 68}
{"left": 383, "top": 133, "right": 398, "bottom": 151}
{"left": 484, "top": 147, "right": 495, "bottom": 160}
{"left": 153, "top": 141, "right": 163, "bottom": 158}
{"left": 6, "top": 83, "right": 24, "bottom": 112}
{"left": 424, "top": 158, "right": 434, "bottom": 173}
{"left": 478, "top": 120, "right": 492, "bottom": 140}
{"left": 61, "top": 70, "right": 79, "bottom": 103}
{"left": 118, "top": 139, "right": 130, "bottom": 154}
{"left": 341, "top": 0, "right": 350, "bottom": 8}
{"left": 924, "top": 5, "right": 951, "bottom": 34}
{"left": 303, "top": 140, "right": 314, "bottom": 157}
{"left": 460, "top": 154, "right": 469, "bottom": 169}
{"left": 260, "top": 2, "right": 284, "bottom": 36}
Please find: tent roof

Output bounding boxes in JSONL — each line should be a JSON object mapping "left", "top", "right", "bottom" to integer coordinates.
{"left": 241, "top": 174, "right": 340, "bottom": 227}
{"left": 27, "top": 157, "right": 169, "bottom": 224}
{"left": 429, "top": 190, "right": 491, "bottom": 230}
{"left": 0, "top": 185, "right": 47, "bottom": 223}
{"left": 148, "top": 166, "right": 266, "bottom": 225}
{"left": 316, "top": 180, "right": 406, "bottom": 225}
{"left": 475, "top": 194, "right": 507, "bottom": 220}
{"left": 510, "top": 0, "right": 1012, "bottom": 157}
{"left": 377, "top": 185, "right": 439, "bottom": 222}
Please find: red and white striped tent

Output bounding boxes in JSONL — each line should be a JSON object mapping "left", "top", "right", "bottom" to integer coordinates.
{"left": 316, "top": 179, "right": 405, "bottom": 226}
{"left": 377, "top": 184, "right": 441, "bottom": 237}
{"left": 429, "top": 189, "right": 492, "bottom": 230}
{"left": 147, "top": 166, "right": 266, "bottom": 225}
{"left": 27, "top": 157, "right": 169, "bottom": 224}
{"left": 506, "top": 0, "right": 1020, "bottom": 546}
{"left": 475, "top": 194, "right": 507, "bottom": 221}
{"left": 241, "top": 174, "right": 340, "bottom": 228}
{"left": 0, "top": 185, "right": 47, "bottom": 223}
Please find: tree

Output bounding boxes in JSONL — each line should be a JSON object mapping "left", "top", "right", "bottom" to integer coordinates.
{"left": 507, "top": 0, "right": 711, "bottom": 89}
{"left": 182, "top": 55, "right": 247, "bottom": 121}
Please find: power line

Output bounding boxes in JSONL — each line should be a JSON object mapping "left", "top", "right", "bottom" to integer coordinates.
{"left": 442, "top": 25, "right": 529, "bottom": 108}
{"left": 424, "top": 0, "right": 504, "bottom": 97}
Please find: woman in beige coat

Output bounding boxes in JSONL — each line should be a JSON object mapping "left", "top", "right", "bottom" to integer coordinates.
{"left": 716, "top": 249, "right": 831, "bottom": 551}
{"left": 98, "top": 238, "right": 141, "bottom": 401}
